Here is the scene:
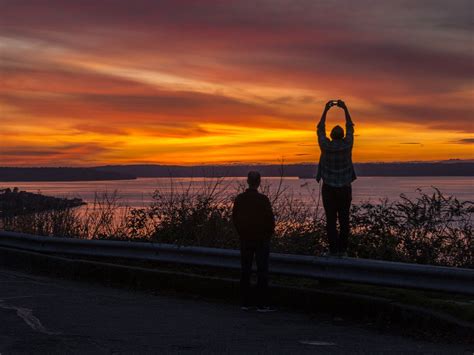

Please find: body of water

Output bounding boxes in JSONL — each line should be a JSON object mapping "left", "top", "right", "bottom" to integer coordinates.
{"left": 1, "top": 177, "right": 472, "bottom": 208}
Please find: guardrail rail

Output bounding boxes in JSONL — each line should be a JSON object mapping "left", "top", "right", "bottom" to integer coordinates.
{"left": 0, "top": 231, "right": 473, "bottom": 295}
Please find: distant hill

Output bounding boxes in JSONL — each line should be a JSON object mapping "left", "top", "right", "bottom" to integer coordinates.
{"left": 96, "top": 164, "right": 313, "bottom": 177}
{"left": 0, "top": 167, "right": 137, "bottom": 182}
{"left": 1, "top": 162, "right": 471, "bottom": 181}
{"left": 354, "top": 162, "right": 474, "bottom": 177}
{"left": 97, "top": 162, "right": 474, "bottom": 178}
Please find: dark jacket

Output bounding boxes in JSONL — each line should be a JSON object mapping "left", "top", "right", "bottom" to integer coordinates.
{"left": 232, "top": 188, "right": 275, "bottom": 241}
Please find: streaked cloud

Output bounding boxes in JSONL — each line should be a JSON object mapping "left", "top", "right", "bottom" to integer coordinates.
{"left": 452, "top": 138, "right": 474, "bottom": 144}
{"left": 0, "top": 0, "right": 472, "bottom": 165}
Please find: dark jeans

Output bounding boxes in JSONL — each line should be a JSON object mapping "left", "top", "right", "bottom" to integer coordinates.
{"left": 322, "top": 184, "right": 352, "bottom": 254}
{"left": 240, "top": 239, "right": 270, "bottom": 307}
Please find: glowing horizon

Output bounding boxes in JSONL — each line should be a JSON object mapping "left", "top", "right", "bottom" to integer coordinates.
{"left": 1, "top": 1, "right": 473, "bottom": 166}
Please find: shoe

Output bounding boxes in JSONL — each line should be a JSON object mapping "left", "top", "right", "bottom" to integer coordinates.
{"left": 257, "top": 306, "right": 276, "bottom": 313}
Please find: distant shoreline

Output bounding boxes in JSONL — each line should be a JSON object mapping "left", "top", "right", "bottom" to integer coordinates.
{"left": 0, "top": 188, "right": 85, "bottom": 217}
{"left": 0, "top": 162, "right": 472, "bottom": 181}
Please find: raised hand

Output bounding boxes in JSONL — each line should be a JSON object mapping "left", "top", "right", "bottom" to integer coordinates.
{"left": 325, "top": 100, "right": 336, "bottom": 111}
{"left": 337, "top": 100, "right": 347, "bottom": 110}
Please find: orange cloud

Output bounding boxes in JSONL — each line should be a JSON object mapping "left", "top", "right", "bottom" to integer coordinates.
{"left": 0, "top": 1, "right": 472, "bottom": 166}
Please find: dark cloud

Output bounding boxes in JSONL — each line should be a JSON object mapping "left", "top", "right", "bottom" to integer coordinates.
{"left": 205, "top": 140, "right": 292, "bottom": 151}
{"left": 71, "top": 124, "right": 129, "bottom": 136}
{"left": 452, "top": 138, "right": 474, "bottom": 144}
{"left": 0, "top": 62, "right": 155, "bottom": 95}
{"left": 0, "top": 1, "right": 345, "bottom": 34}
{"left": 320, "top": 41, "right": 473, "bottom": 81}
{"left": 0, "top": 90, "right": 279, "bottom": 123}
{"left": 0, "top": 149, "right": 62, "bottom": 157}
{"left": 2, "top": 1, "right": 472, "bottom": 80}
{"left": 265, "top": 95, "right": 319, "bottom": 106}
{"left": 0, "top": 143, "right": 112, "bottom": 158}
{"left": 2, "top": 1, "right": 472, "bottom": 100}
{"left": 3, "top": 0, "right": 470, "bottom": 39}
{"left": 372, "top": 102, "right": 473, "bottom": 132}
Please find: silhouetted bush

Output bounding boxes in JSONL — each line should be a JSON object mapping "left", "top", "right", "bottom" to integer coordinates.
{"left": 1, "top": 181, "right": 472, "bottom": 267}
{"left": 1, "top": 191, "right": 129, "bottom": 240}
{"left": 350, "top": 189, "right": 472, "bottom": 267}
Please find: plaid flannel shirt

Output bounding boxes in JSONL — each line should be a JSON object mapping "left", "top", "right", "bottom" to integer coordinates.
{"left": 316, "top": 120, "right": 356, "bottom": 187}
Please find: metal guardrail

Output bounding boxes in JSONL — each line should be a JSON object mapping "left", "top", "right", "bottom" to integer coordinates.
{"left": 0, "top": 231, "right": 473, "bottom": 295}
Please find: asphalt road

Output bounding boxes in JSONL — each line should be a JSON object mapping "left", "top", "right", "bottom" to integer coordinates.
{"left": 0, "top": 267, "right": 470, "bottom": 354}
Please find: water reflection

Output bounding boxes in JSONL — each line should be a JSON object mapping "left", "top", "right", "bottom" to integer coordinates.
{"left": 0, "top": 176, "right": 472, "bottom": 208}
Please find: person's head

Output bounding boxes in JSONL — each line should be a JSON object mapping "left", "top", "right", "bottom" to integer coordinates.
{"left": 330, "top": 125, "right": 344, "bottom": 140}
{"left": 247, "top": 171, "right": 261, "bottom": 189}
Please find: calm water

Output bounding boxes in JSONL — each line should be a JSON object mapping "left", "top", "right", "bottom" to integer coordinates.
{"left": 1, "top": 177, "right": 472, "bottom": 208}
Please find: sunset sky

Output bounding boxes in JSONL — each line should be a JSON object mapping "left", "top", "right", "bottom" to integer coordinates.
{"left": 1, "top": 0, "right": 473, "bottom": 166}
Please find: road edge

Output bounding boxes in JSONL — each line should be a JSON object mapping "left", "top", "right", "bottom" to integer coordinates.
{"left": 0, "top": 245, "right": 472, "bottom": 342}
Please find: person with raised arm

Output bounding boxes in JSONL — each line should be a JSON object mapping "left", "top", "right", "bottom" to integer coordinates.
{"left": 316, "top": 100, "right": 356, "bottom": 256}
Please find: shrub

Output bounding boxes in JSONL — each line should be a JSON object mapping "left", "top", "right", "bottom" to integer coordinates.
{"left": 1, "top": 181, "right": 472, "bottom": 267}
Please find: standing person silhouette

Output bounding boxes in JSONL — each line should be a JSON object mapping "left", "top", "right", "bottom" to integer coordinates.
{"left": 232, "top": 171, "right": 275, "bottom": 312}
{"left": 316, "top": 100, "right": 356, "bottom": 256}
